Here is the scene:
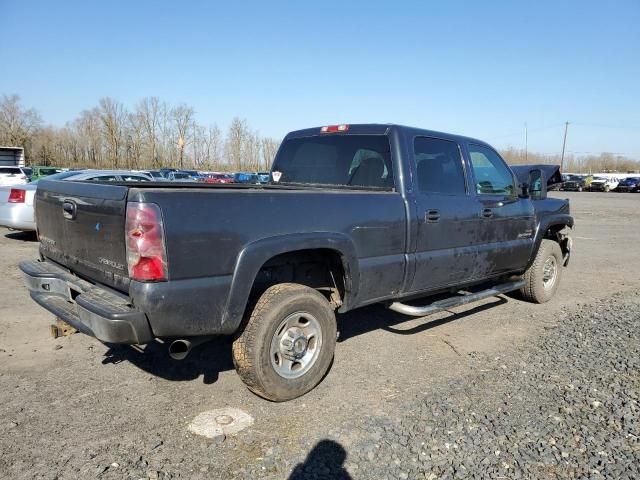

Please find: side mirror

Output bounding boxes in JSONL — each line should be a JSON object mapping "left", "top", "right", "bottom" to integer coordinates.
{"left": 519, "top": 182, "right": 530, "bottom": 198}
{"left": 528, "top": 168, "right": 547, "bottom": 200}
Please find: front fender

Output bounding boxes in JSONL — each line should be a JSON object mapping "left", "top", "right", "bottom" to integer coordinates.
{"left": 221, "top": 232, "right": 360, "bottom": 332}
{"left": 527, "top": 213, "right": 574, "bottom": 269}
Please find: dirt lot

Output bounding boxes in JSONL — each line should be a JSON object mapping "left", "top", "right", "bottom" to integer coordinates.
{"left": 0, "top": 192, "right": 638, "bottom": 479}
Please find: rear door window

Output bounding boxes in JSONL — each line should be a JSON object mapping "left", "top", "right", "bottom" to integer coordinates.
{"left": 414, "top": 137, "right": 466, "bottom": 195}
{"left": 468, "top": 144, "right": 515, "bottom": 196}
{"left": 272, "top": 135, "right": 394, "bottom": 189}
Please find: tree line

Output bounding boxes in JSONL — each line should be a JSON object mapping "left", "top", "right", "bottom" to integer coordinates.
{"left": 0, "top": 94, "right": 280, "bottom": 172}
{"left": 2, "top": 93, "right": 638, "bottom": 174}
{"left": 501, "top": 147, "right": 640, "bottom": 174}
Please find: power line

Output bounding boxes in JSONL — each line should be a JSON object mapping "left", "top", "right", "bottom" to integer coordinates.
{"left": 571, "top": 122, "right": 640, "bottom": 130}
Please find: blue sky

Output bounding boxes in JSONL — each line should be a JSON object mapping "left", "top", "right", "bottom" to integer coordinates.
{"left": 1, "top": 0, "right": 639, "bottom": 157}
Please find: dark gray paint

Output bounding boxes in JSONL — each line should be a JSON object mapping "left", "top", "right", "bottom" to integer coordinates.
{"left": 28, "top": 124, "right": 573, "bottom": 342}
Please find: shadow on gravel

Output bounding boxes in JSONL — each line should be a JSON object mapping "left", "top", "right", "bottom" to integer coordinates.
{"left": 337, "top": 296, "right": 508, "bottom": 342}
{"left": 289, "top": 440, "right": 352, "bottom": 480}
{"left": 100, "top": 295, "right": 509, "bottom": 384}
{"left": 102, "top": 336, "right": 234, "bottom": 384}
{"left": 4, "top": 230, "right": 38, "bottom": 242}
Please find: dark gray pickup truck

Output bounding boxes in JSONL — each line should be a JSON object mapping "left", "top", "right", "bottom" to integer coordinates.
{"left": 21, "top": 124, "right": 573, "bottom": 401}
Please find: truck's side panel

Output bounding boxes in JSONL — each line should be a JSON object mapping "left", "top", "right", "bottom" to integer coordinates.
{"left": 129, "top": 187, "right": 407, "bottom": 335}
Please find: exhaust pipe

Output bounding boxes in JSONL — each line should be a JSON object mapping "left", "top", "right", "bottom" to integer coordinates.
{"left": 168, "top": 336, "right": 213, "bottom": 360}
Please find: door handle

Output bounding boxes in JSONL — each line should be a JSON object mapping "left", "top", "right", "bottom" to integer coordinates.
{"left": 62, "top": 200, "right": 77, "bottom": 220}
{"left": 426, "top": 209, "right": 441, "bottom": 222}
{"left": 481, "top": 208, "right": 493, "bottom": 218}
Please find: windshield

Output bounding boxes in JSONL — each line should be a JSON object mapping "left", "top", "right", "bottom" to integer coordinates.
{"left": 272, "top": 134, "right": 394, "bottom": 189}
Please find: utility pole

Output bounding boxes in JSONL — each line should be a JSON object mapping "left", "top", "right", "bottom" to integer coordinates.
{"left": 524, "top": 122, "right": 528, "bottom": 163}
{"left": 560, "top": 121, "right": 569, "bottom": 171}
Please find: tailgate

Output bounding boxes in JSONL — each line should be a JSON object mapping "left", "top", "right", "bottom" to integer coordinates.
{"left": 35, "top": 179, "right": 130, "bottom": 292}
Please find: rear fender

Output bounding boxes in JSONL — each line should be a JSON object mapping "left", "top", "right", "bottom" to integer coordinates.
{"left": 221, "top": 233, "right": 359, "bottom": 332}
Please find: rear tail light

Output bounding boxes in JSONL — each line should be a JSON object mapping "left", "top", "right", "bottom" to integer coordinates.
{"left": 125, "top": 202, "right": 168, "bottom": 281}
{"left": 8, "top": 189, "right": 26, "bottom": 203}
{"left": 320, "top": 124, "right": 349, "bottom": 133}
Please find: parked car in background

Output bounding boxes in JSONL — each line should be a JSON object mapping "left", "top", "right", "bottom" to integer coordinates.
{"left": 588, "top": 176, "right": 619, "bottom": 192}
{"left": 257, "top": 172, "right": 270, "bottom": 183}
{"left": 181, "top": 170, "right": 203, "bottom": 180}
{"left": 561, "top": 174, "right": 592, "bottom": 192}
{"left": 31, "top": 166, "right": 63, "bottom": 181}
{"left": 159, "top": 168, "right": 177, "bottom": 178}
{"left": 0, "top": 170, "right": 152, "bottom": 231}
{"left": 202, "top": 173, "right": 234, "bottom": 184}
{"left": 137, "top": 170, "right": 164, "bottom": 181}
{"left": 233, "top": 172, "right": 260, "bottom": 184}
{"left": 0, "top": 166, "right": 31, "bottom": 186}
{"left": 615, "top": 177, "right": 640, "bottom": 192}
{"left": 167, "top": 171, "right": 194, "bottom": 182}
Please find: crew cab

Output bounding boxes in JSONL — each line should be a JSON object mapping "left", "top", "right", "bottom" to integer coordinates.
{"left": 20, "top": 124, "right": 573, "bottom": 401}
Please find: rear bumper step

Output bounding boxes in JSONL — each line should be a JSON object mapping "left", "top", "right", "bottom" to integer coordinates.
{"left": 20, "top": 259, "right": 153, "bottom": 344}
{"left": 388, "top": 280, "right": 525, "bottom": 317}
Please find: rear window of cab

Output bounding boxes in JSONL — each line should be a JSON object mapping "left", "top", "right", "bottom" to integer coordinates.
{"left": 272, "top": 135, "right": 394, "bottom": 190}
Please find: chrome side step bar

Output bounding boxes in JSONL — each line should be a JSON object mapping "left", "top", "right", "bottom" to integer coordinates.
{"left": 388, "top": 280, "right": 525, "bottom": 317}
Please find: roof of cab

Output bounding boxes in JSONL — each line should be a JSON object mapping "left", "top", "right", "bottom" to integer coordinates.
{"left": 284, "top": 124, "right": 492, "bottom": 147}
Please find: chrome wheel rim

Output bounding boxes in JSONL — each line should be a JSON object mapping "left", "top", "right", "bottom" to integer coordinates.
{"left": 542, "top": 256, "right": 558, "bottom": 290}
{"left": 270, "top": 312, "right": 322, "bottom": 379}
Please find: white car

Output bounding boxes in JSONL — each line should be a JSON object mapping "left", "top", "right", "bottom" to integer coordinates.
{"left": 0, "top": 170, "right": 152, "bottom": 231}
{"left": 0, "top": 166, "right": 31, "bottom": 186}
{"left": 589, "top": 176, "right": 619, "bottom": 192}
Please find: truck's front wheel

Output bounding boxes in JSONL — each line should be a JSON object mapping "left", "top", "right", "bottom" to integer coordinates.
{"left": 232, "top": 283, "right": 337, "bottom": 401}
{"left": 520, "top": 239, "right": 563, "bottom": 303}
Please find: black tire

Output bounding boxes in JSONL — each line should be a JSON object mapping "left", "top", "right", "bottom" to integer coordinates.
{"left": 520, "top": 239, "right": 563, "bottom": 304}
{"left": 577, "top": 186, "right": 583, "bottom": 192}
{"left": 232, "top": 283, "right": 337, "bottom": 402}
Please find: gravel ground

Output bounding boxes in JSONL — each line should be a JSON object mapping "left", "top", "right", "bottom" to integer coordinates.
{"left": 1, "top": 192, "right": 639, "bottom": 479}
{"left": 247, "top": 292, "right": 640, "bottom": 479}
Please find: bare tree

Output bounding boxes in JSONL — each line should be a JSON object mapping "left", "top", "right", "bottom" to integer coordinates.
{"left": 0, "top": 94, "right": 42, "bottom": 158}
{"left": 74, "top": 108, "right": 103, "bottom": 167}
{"left": 97, "top": 97, "right": 126, "bottom": 168}
{"left": 225, "top": 117, "right": 249, "bottom": 171}
{"left": 205, "top": 124, "right": 224, "bottom": 169}
{"left": 171, "top": 104, "right": 194, "bottom": 169}
{"left": 261, "top": 137, "right": 280, "bottom": 171}
{"left": 136, "top": 97, "right": 163, "bottom": 168}
{"left": 243, "top": 131, "right": 261, "bottom": 172}
{"left": 3, "top": 94, "right": 639, "bottom": 174}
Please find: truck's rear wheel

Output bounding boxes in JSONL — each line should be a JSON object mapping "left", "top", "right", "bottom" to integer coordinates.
{"left": 520, "top": 239, "right": 563, "bottom": 303}
{"left": 232, "top": 283, "right": 337, "bottom": 401}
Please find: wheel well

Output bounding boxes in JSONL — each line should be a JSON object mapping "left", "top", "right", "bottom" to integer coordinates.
{"left": 544, "top": 224, "right": 571, "bottom": 263}
{"left": 251, "top": 249, "right": 346, "bottom": 308}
